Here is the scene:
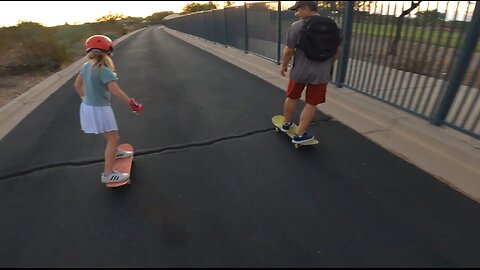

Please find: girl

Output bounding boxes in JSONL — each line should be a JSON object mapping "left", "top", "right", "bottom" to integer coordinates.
{"left": 74, "top": 34, "right": 143, "bottom": 184}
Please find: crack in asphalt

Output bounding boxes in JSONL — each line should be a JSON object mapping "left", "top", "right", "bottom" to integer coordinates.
{"left": 0, "top": 127, "right": 273, "bottom": 181}
{"left": 0, "top": 118, "right": 332, "bottom": 181}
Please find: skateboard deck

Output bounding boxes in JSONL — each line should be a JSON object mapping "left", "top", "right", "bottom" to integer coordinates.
{"left": 272, "top": 115, "right": 319, "bottom": 148}
{"left": 106, "top": 143, "right": 133, "bottom": 188}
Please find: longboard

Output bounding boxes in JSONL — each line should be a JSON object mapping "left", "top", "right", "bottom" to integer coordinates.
{"left": 272, "top": 115, "right": 319, "bottom": 149}
{"left": 106, "top": 143, "right": 133, "bottom": 188}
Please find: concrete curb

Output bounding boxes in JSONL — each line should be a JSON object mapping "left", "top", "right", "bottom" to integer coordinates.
{"left": 163, "top": 27, "right": 480, "bottom": 203}
{"left": 0, "top": 27, "right": 147, "bottom": 141}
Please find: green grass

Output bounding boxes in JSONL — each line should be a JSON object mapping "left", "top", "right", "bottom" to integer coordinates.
{"left": 352, "top": 22, "right": 480, "bottom": 52}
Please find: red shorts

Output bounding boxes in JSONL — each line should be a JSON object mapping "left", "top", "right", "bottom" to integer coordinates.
{"left": 286, "top": 80, "right": 327, "bottom": 105}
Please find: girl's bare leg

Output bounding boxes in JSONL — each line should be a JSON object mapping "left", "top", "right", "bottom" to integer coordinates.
{"left": 102, "top": 131, "right": 120, "bottom": 175}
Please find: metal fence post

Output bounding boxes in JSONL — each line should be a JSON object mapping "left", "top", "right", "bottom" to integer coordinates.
{"left": 224, "top": 8, "right": 228, "bottom": 47}
{"left": 433, "top": 2, "right": 480, "bottom": 126}
{"left": 276, "top": 1, "right": 282, "bottom": 65}
{"left": 335, "top": 1, "right": 354, "bottom": 88}
{"left": 244, "top": 2, "right": 249, "bottom": 53}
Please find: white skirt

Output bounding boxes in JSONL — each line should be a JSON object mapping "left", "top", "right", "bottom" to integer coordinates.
{"left": 80, "top": 103, "right": 118, "bottom": 134}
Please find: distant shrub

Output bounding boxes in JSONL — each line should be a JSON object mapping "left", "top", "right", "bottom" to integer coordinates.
{"left": 9, "top": 22, "right": 68, "bottom": 73}
{"left": 0, "top": 19, "right": 143, "bottom": 76}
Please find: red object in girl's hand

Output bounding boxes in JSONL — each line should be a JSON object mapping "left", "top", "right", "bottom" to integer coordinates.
{"left": 129, "top": 98, "right": 144, "bottom": 114}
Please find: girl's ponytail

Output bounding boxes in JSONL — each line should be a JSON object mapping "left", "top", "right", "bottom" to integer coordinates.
{"left": 87, "top": 50, "right": 117, "bottom": 77}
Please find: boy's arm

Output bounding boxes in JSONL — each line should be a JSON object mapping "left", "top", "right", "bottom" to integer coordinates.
{"left": 333, "top": 46, "right": 341, "bottom": 62}
{"left": 280, "top": 46, "right": 295, "bottom": 77}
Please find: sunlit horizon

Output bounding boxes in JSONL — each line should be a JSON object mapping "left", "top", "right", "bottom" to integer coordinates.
{"left": 0, "top": 1, "right": 251, "bottom": 28}
{"left": 0, "top": 1, "right": 474, "bottom": 28}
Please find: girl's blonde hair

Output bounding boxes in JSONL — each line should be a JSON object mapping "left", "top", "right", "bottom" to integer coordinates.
{"left": 88, "top": 50, "right": 117, "bottom": 76}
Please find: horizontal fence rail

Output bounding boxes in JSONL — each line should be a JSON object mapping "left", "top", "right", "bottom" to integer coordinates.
{"left": 164, "top": 1, "right": 480, "bottom": 139}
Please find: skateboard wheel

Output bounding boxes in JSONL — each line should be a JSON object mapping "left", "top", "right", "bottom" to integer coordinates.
{"left": 295, "top": 144, "right": 300, "bottom": 149}
{"left": 275, "top": 127, "right": 279, "bottom": 132}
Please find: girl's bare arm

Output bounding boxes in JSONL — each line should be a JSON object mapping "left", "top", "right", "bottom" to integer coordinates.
{"left": 106, "top": 81, "right": 131, "bottom": 107}
{"left": 74, "top": 74, "right": 84, "bottom": 97}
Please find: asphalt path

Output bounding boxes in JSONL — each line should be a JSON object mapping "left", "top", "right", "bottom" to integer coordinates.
{"left": 0, "top": 26, "right": 479, "bottom": 267}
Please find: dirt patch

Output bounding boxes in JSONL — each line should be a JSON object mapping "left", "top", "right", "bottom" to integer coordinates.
{"left": 0, "top": 71, "right": 56, "bottom": 108}
{"left": 0, "top": 52, "right": 82, "bottom": 109}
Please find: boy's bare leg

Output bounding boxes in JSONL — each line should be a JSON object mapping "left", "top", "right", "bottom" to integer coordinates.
{"left": 297, "top": 103, "right": 316, "bottom": 135}
{"left": 283, "top": 98, "right": 297, "bottom": 123}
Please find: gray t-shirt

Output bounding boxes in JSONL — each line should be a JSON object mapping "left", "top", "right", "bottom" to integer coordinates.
{"left": 80, "top": 62, "right": 118, "bottom": 106}
{"left": 286, "top": 17, "right": 335, "bottom": 84}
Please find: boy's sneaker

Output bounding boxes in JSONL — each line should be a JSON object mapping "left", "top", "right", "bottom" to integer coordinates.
{"left": 281, "top": 122, "right": 293, "bottom": 132}
{"left": 292, "top": 132, "right": 315, "bottom": 144}
{"left": 101, "top": 170, "right": 130, "bottom": 183}
{"left": 116, "top": 148, "right": 133, "bottom": 159}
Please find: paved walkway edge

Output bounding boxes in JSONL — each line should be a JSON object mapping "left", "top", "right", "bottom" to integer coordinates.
{"left": 0, "top": 27, "right": 147, "bottom": 142}
{"left": 162, "top": 27, "right": 480, "bottom": 203}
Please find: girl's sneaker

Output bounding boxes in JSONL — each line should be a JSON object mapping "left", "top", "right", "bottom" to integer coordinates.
{"left": 281, "top": 122, "right": 293, "bottom": 132}
{"left": 292, "top": 132, "right": 315, "bottom": 144}
{"left": 116, "top": 148, "right": 133, "bottom": 159}
{"left": 101, "top": 170, "right": 130, "bottom": 183}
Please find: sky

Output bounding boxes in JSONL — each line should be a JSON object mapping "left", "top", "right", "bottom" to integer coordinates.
{"left": 0, "top": 1, "right": 474, "bottom": 28}
{"left": 0, "top": 1, "right": 250, "bottom": 27}
{"left": 375, "top": 1, "right": 474, "bottom": 21}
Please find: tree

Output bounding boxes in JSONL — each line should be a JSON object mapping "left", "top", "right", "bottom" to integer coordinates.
{"left": 416, "top": 9, "right": 446, "bottom": 25}
{"left": 319, "top": 1, "right": 374, "bottom": 13}
{"left": 120, "top": 16, "right": 144, "bottom": 25}
{"left": 16, "top": 20, "right": 43, "bottom": 27}
{"left": 355, "top": 1, "right": 374, "bottom": 11}
{"left": 247, "top": 2, "right": 271, "bottom": 11}
{"left": 144, "top": 11, "right": 174, "bottom": 24}
{"left": 96, "top": 12, "right": 126, "bottom": 23}
{"left": 224, "top": 1, "right": 234, "bottom": 7}
{"left": 181, "top": 1, "right": 218, "bottom": 14}
{"left": 387, "top": 1, "right": 423, "bottom": 56}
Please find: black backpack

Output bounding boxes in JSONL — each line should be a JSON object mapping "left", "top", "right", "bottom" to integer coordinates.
{"left": 298, "top": 16, "right": 342, "bottom": 62}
